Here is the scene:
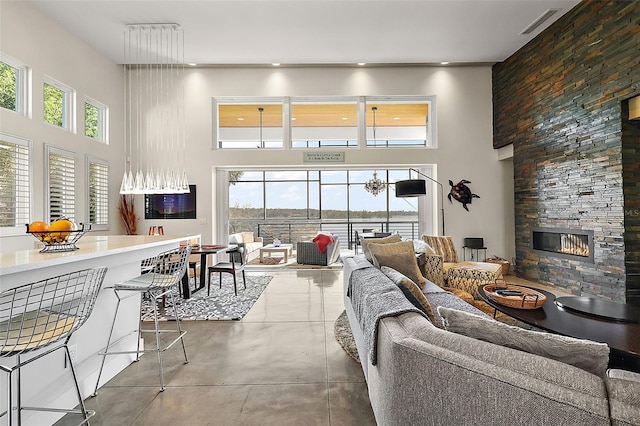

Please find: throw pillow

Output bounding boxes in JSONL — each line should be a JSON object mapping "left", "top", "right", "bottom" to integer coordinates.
{"left": 361, "top": 233, "right": 402, "bottom": 262}
{"left": 229, "top": 233, "right": 242, "bottom": 244}
{"left": 381, "top": 266, "right": 435, "bottom": 323}
{"left": 241, "top": 231, "right": 254, "bottom": 243}
{"left": 422, "top": 236, "right": 458, "bottom": 263}
{"left": 369, "top": 240, "right": 426, "bottom": 287}
{"left": 437, "top": 306, "right": 610, "bottom": 377}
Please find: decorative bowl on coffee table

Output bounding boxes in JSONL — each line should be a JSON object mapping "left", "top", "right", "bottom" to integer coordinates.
{"left": 482, "top": 283, "right": 547, "bottom": 310}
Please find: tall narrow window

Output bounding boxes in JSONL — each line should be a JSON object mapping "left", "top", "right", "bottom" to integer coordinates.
{"left": 85, "top": 97, "right": 108, "bottom": 143}
{"left": 88, "top": 157, "right": 109, "bottom": 227}
{"left": 0, "top": 134, "right": 31, "bottom": 227}
{"left": 44, "top": 77, "right": 75, "bottom": 131}
{"left": 47, "top": 146, "right": 75, "bottom": 222}
{"left": 0, "top": 55, "right": 28, "bottom": 115}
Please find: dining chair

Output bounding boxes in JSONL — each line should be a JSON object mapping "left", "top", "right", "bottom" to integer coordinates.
{"left": 93, "top": 245, "right": 192, "bottom": 393}
{"left": 0, "top": 267, "right": 107, "bottom": 425}
{"left": 208, "top": 246, "right": 246, "bottom": 296}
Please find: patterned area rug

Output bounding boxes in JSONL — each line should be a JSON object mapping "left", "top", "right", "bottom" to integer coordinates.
{"left": 335, "top": 310, "right": 360, "bottom": 362}
{"left": 141, "top": 275, "right": 272, "bottom": 321}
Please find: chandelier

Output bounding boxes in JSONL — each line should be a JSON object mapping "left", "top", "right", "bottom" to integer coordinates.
{"left": 119, "top": 24, "right": 189, "bottom": 194}
{"left": 364, "top": 171, "right": 386, "bottom": 196}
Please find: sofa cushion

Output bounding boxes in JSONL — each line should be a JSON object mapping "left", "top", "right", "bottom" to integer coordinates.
{"left": 437, "top": 306, "right": 610, "bottom": 377}
{"left": 368, "top": 241, "right": 426, "bottom": 287}
{"left": 381, "top": 266, "right": 435, "bottom": 324}
{"left": 443, "top": 261, "right": 503, "bottom": 299}
{"left": 241, "top": 231, "right": 255, "bottom": 243}
{"left": 361, "top": 234, "right": 401, "bottom": 262}
{"left": 422, "top": 235, "right": 458, "bottom": 262}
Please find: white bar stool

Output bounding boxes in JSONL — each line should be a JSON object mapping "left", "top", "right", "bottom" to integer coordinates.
{"left": 0, "top": 266, "right": 107, "bottom": 426}
{"left": 93, "top": 245, "right": 191, "bottom": 394}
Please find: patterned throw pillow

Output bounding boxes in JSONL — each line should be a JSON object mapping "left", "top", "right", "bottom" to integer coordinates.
{"left": 369, "top": 240, "right": 426, "bottom": 287}
{"left": 422, "top": 236, "right": 458, "bottom": 263}
{"left": 361, "top": 234, "right": 402, "bottom": 262}
{"left": 437, "top": 306, "right": 610, "bottom": 377}
{"left": 381, "top": 266, "right": 435, "bottom": 323}
{"left": 241, "top": 232, "right": 254, "bottom": 243}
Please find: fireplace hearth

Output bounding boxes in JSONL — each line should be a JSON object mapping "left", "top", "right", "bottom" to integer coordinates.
{"left": 532, "top": 228, "right": 594, "bottom": 263}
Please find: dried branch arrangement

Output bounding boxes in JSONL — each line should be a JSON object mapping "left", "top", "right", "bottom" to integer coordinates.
{"left": 118, "top": 194, "right": 138, "bottom": 235}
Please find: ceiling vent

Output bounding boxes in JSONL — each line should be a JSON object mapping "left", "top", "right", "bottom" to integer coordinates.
{"left": 520, "top": 9, "right": 560, "bottom": 35}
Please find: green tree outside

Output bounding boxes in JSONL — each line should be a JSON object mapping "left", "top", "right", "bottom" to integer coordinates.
{"left": 85, "top": 102, "right": 99, "bottom": 139}
{"left": 44, "top": 82, "right": 63, "bottom": 127}
{"left": 0, "top": 61, "right": 17, "bottom": 111}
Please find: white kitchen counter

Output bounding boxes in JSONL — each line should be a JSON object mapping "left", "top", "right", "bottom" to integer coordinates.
{"left": 0, "top": 233, "right": 199, "bottom": 425}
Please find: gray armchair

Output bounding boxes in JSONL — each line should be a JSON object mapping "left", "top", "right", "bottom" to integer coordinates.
{"left": 296, "top": 235, "right": 341, "bottom": 266}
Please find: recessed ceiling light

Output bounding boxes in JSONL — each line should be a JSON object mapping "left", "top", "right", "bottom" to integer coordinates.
{"left": 187, "top": 63, "right": 197, "bottom": 66}
{"left": 237, "top": 117, "right": 244, "bottom": 121}
{"left": 393, "top": 117, "right": 400, "bottom": 120}
{"left": 440, "top": 62, "right": 450, "bottom": 65}
{"left": 342, "top": 117, "right": 348, "bottom": 120}
{"left": 272, "top": 63, "right": 281, "bottom": 66}
{"left": 357, "top": 62, "right": 366, "bottom": 66}
{"left": 292, "top": 117, "right": 297, "bottom": 121}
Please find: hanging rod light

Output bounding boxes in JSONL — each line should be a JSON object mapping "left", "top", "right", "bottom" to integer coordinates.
{"left": 120, "top": 23, "right": 189, "bottom": 194}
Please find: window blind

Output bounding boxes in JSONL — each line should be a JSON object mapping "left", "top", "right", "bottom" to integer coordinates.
{"left": 0, "top": 137, "right": 30, "bottom": 227}
{"left": 88, "top": 159, "right": 108, "bottom": 225}
{"left": 48, "top": 149, "right": 75, "bottom": 222}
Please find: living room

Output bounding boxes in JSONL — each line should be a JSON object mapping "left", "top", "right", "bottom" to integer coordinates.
{"left": 1, "top": 0, "right": 639, "bottom": 425}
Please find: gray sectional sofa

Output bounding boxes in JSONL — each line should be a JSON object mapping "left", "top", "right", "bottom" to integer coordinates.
{"left": 343, "top": 255, "right": 640, "bottom": 426}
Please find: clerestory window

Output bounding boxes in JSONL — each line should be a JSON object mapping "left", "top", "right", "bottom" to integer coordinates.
{"left": 44, "top": 76, "right": 75, "bottom": 131}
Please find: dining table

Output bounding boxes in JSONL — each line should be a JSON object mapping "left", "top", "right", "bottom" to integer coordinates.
{"left": 182, "top": 244, "right": 229, "bottom": 298}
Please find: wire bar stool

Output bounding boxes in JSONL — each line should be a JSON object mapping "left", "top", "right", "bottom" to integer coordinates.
{"left": 93, "top": 245, "right": 191, "bottom": 394}
{"left": 0, "top": 266, "right": 107, "bottom": 426}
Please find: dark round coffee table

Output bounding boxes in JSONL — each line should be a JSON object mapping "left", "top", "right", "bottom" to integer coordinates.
{"left": 479, "top": 285, "right": 640, "bottom": 373}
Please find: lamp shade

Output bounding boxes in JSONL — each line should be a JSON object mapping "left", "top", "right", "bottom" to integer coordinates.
{"left": 395, "top": 179, "right": 426, "bottom": 197}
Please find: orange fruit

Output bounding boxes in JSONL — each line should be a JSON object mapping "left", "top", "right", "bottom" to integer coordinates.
{"left": 29, "top": 221, "right": 49, "bottom": 237}
{"left": 49, "top": 219, "right": 73, "bottom": 242}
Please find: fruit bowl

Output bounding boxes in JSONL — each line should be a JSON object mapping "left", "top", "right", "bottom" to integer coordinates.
{"left": 26, "top": 223, "right": 91, "bottom": 253}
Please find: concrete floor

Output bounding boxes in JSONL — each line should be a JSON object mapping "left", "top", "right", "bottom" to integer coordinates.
{"left": 69, "top": 269, "right": 377, "bottom": 426}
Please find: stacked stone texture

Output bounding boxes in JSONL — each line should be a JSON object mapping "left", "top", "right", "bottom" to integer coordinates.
{"left": 492, "top": 0, "right": 640, "bottom": 304}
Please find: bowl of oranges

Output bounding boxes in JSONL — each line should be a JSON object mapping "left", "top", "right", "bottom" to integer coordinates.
{"left": 26, "top": 218, "right": 91, "bottom": 253}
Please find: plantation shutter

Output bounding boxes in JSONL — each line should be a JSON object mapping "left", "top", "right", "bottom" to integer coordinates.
{"left": 0, "top": 135, "right": 30, "bottom": 227}
{"left": 88, "top": 158, "right": 108, "bottom": 225}
{"left": 48, "top": 147, "right": 75, "bottom": 222}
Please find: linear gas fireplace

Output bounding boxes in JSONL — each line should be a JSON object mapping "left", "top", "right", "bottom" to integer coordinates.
{"left": 532, "top": 228, "right": 594, "bottom": 263}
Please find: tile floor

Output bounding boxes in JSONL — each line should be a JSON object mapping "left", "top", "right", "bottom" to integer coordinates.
{"left": 67, "top": 269, "right": 377, "bottom": 426}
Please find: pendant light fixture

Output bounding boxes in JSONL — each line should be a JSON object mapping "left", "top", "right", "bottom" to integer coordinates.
{"left": 364, "top": 170, "right": 386, "bottom": 196}
{"left": 119, "top": 24, "right": 189, "bottom": 194}
{"left": 364, "top": 106, "right": 386, "bottom": 196}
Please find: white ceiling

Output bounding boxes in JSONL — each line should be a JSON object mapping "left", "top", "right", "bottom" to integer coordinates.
{"left": 27, "top": 0, "right": 581, "bottom": 66}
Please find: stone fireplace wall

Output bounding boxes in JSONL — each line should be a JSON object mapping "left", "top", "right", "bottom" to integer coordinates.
{"left": 492, "top": 0, "right": 640, "bottom": 303}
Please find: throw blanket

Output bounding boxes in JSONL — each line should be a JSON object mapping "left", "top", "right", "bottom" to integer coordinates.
{"left": 313, "top": 233, "right": 334, "bottom": 253}
{"left": 348, "top": 266, "right": 428, "bottom": 365}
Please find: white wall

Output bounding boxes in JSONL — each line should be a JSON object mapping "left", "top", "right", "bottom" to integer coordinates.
{"left": 0, "top": 1, "right": 515, "bottom": 261}
{"left": 0, "top": 1, "right": 125, "bottom": 252}
{"left": 153, "top": 65, "right": 515, "bottom": 259}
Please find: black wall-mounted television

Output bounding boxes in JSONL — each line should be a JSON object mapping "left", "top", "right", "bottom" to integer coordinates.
{"left": 144, "top": 185, "right": 196, "bottom": 219}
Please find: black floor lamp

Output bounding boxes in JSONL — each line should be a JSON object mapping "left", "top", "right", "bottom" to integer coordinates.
{"left": 395, "top": 168, "right": 445, "bottom": 235}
